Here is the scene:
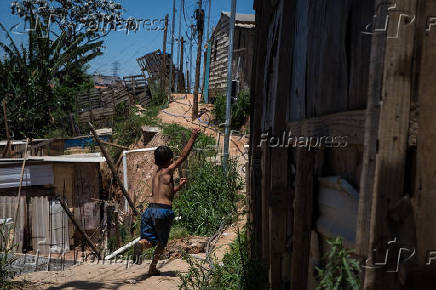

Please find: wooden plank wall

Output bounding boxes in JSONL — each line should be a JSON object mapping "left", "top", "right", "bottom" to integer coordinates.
{"left": 209, "top": 16, "right": 255, "bottom": 96}
{"left": 406, "top": 0, "right": 436, "bottom": 287}
{"left": 248, "top": 0, "right": 418, "bottom": 289}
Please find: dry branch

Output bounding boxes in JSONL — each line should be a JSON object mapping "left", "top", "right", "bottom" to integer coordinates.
{"left": 58, "top": 198, "right": 101, "bottom": 260}
{"left": 88, "top": 122, "right": 139, "bottom": 216}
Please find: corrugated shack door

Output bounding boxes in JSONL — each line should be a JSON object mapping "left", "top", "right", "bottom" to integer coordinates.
{"left": 31, "top": 196, "right": 50, "bottom": 255}
{"left": 0, "top": 196, "right": 26, "bottom": 252}
{"left": 31, "top": 197, "right": 70, "bottom": 255}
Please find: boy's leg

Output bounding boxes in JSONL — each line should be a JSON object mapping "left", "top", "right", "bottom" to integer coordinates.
{"left": 148, "top": 245, "right": 165, "bottom": 275}
{"left": 135, "top": 209, "right": 158, "bottom": 264}
{"left": 148, "top": 208, "right": 174, "bottom": 275}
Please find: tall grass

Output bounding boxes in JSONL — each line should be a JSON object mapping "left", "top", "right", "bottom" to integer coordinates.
{"left": 173, "top": 158, "right": 242, "bottom": 236}
{"left": 179, "top": 230, "right": 268, "bottom": 290}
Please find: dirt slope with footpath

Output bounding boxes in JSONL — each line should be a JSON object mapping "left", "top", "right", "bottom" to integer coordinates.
{"left": 13, "top": 94, "right": 249, "bottom": 289}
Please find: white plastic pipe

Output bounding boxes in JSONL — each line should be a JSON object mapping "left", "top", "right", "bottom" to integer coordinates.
{"left": 105, "top": 237, "right": 141, "bottom": 260}
{"left": 122, "top": 147, "right": 158, "bottom": 212}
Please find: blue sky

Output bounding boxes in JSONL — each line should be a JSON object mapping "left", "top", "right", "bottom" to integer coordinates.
{"left": 0, "top": 0, "right": 254, "bottom": 82}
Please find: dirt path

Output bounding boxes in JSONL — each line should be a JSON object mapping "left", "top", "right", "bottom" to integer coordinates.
{"left": 15, "top": 259, "right": 188, "bottom": 289}
{"left": 159, "top": 94, "right": 249, "bottom": 158}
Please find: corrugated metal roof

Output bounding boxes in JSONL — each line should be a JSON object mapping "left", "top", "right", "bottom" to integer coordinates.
{"left": 0, "top": 164, "right": 54, "bottom": 188}
{"left": 0, "top": 139, "right": 47, "bottom": 146}
{"left": 221, "top": 12, "right": 255, "bottom": 23}
{"left": 0, "top": 153, "right": 105, "bottom": 164}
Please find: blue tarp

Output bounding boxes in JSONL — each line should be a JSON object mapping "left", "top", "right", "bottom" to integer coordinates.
{"left": 64, "top": 135, "right": 111, "bottom": 149}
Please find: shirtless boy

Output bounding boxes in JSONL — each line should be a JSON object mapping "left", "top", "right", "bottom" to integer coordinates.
{"left": 134, "top": 128, "right": 200, "bottom": 275}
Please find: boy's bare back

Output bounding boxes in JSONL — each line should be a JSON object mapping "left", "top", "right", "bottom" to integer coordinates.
{"left": 151, "top": 168, "right": 174, "bottom": 205}
{"left": 150, "top": 128, "right": 200, "bottom": 206}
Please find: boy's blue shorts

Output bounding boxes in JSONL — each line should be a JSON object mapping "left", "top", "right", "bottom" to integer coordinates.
{"left": 141, "top": 203, "right": 175, "bottom": 247}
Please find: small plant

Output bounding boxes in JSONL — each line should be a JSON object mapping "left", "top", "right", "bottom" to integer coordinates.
{"left": 179, "top": 231, "right": 268, "bottom": 290}
{"left": 0, "top": 220, "right": 18, "bottom": 289}
{"left": 316, "top": 237, "right": 361, "bottom": 290}
{"left": 212, "top": 89, "right": 250, "bottom": 130}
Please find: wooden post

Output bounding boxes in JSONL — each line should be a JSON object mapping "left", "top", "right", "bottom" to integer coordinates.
{"left": 186, "top": 70, "right": 190, "bottom": 93}
{"left": 1, "top": 100, "right": 12, "bottom": 157}
{"left": 201, "top": 46, "right": 207, "bottom": 97}
{"left": 364, "top": 0, "right": 417, "bottom": 288}
{"left": 161, "top": 14, "right": 169, "bottom": 90}
{"left": 58, "top": 198, "right": 101, "bottom": 260}
{"left": 192, "top": 1, "right": 204, "bottom": 118}
{"left": 88, "top": 122, "right": 139, "bottom": 216}
{"left": 268, "top": 0, "right": 296, "bottom": 288}
{"left": 114, "top": 209, "right": 121, "bottom": 248}
{"left": 179, "top": 37, "right": 185, "bottom": 93}
{"left": 290, "top": 148, "right": 314, "bottom": 290}
{"left": 410, "top": 0, "right": 436, "bottom": 286}
{"left": 12, "top": 139, "right": 29, "bottom": 246}
{"left": 355, "top": 0, "right": 387, "bottom": 259}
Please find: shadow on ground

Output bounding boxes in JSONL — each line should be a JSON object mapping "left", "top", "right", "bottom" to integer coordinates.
{"left": 43, "top": 271, "right": 179, "bottom": 289}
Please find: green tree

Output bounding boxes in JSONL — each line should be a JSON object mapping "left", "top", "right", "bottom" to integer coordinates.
{"left": 0, "top": 0, "right": 125, "bottom": 138}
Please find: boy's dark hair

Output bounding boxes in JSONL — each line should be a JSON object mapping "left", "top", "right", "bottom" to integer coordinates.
{"left": 154, "top": 146, "right": 173, "bottom": 167}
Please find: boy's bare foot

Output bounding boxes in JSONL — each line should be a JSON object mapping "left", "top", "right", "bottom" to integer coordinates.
{"left": 134, "top": 239, "right": 152, "bottom": 264}
{"left": 148, "top": 266, "right": 161, "bottom": 276}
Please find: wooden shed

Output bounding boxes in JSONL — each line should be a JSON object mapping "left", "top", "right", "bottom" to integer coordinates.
{"left": 248, "top": 0, "right": 435, "bottom": 289}
{"left": 0, "top": 154, "right": 104, "bottom": 255}
{"left": 208, "top": 12, "right": 255, "bottom": 96}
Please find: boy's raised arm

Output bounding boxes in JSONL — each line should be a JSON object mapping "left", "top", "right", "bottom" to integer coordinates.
{"left": 168, "top": 128, "right": 200, "bottom": 172}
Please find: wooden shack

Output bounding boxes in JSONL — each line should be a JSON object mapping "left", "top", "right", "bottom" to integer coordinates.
{"left": 248, "top": 0, "right": 435, "bottom": 289}
{"left": 0, "top": 154, "right": 104, "bottom": 255}
{"left": 208, "top": 12, "right": 255, "bottom": 97}
{"left": 77, "top": 76, "right": 151, "bottom": 126}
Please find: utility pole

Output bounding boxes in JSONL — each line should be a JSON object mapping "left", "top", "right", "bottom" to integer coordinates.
{"left": 161, "top": 14, "right": 169, "bottom": 90}
{"left": 186, "top": 70, "right": 190, "bottom": 93}
{"left": 192, "top": 1, "right": 204, "bottom": 118}
{"left": 175, "top": 0, "right": 184, "bottom": 92}
{"left": 180, "top": 37, "right": 185, "bottom": 93}
{"left": 169, "top": 0, "right": 176, "bottom": 93}
{"left": 112, "top": 61, "right": 119, "bottom": 77}
{"left": 223, "top": 0, "right": 237, "bottom": 171}
{"left": 203, "top": 0, "right": 212, "bottom": 103}
{"left": 189, "top": 25, "right": 193, "bottom": 93}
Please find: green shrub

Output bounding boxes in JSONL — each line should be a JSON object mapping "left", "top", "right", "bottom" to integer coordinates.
{"left": 161, "top": 123, "right": 216, "bottom": 155}
{"left": 173, "top": 158, "right": 242, "bottom": 236}
{"left": 231, "top": 89, "right": 250, "bottom": 129}
{"left": 212, "top": 93, "right": 227, "bottom": 127}
{"left": 316, "top": 237, "right": 361, "bottom": 290}
{"left": 161, "top": 123, "right": 241, "bottom": 236}
{"left": 150, "top": 85, "right": 169, "bottom": 107}
{"left": 110, "top": 101, "right": 160, "bottom": 159}
{"left": 212, "top": 89, "right": 250, "bottom": 130}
